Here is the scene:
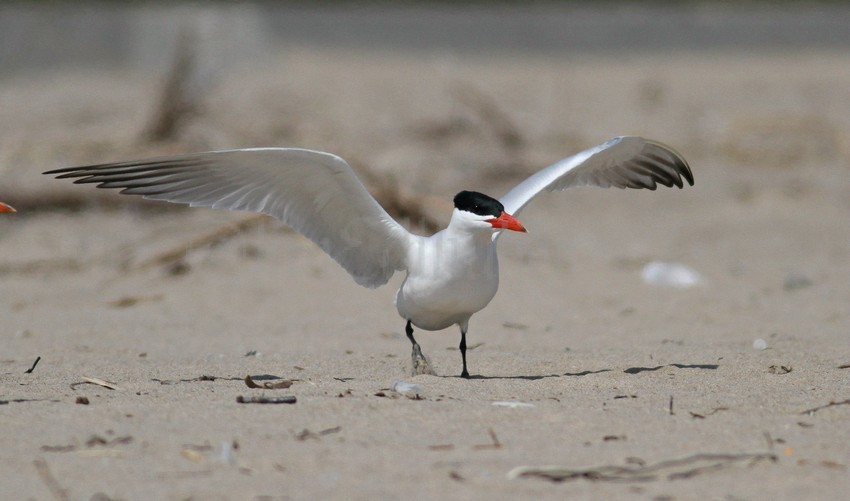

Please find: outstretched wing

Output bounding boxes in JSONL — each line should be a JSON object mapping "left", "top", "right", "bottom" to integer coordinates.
{"left": 499, "top": 136, "right": 693, "bottom": 217}
{"left": 45, "top": 148, "right": 413, "bottom": 288}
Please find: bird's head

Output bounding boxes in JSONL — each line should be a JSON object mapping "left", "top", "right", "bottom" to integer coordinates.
{"left": 451, "top": 191, "right": 526, "bottom": 234}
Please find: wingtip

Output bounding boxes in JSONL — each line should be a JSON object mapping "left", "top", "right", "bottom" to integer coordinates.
{"left": 645, "top": 137, "right": 694, "bottom": 188}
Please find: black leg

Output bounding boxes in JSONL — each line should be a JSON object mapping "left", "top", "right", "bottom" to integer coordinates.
{"left": 406, "top": 320, "right": 434, "bottom": 375}
{"left": 405, "top": 320, "right": 420, "bottom": 355}
{"left": 459, "top": 328, "right": 470, "bottom": 379}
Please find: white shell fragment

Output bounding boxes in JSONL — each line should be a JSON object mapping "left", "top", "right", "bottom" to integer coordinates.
{"left": 641, "top": 261, "right": 704, "bottom": 288}
{"left": 492, "top": 401, "right": 535, "bottom": 409}
{"left": 753, "top": 338, "right": 768, "bottom": 351}
{"left": 391, "top": 380, "right": 425, "bottom": 399}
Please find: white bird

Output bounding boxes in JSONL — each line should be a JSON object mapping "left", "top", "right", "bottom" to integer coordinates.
{"left": 0, "top": 202, "right": 15, "bottom": 213}
{"left": 44, "top": 136, "right": 692, "bottom": 378}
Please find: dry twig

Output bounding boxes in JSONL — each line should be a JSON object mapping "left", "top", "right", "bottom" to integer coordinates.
{"left": 132, "top": 214, "right": 270, "bottom": 271}
{"left": 25, "top": 356, "right": 41, "bottom": 374}
{"left": 236, "top": 395, "right": 296, "bottom": 405}
{"left": 452, "top": 83, "right": 525, "bottom": 152}
{"left": 143, "top": 28, "right": 203, "bottom": 142}
{"left": 244, "top": 375, "right": 293, "bottom": 389}
{"left": 508, "top": 452, "right": 777, "bottom": 483}
{"left": 799, "top": 398, "right": 850, "bottom": 416}
{"left": 33, "top": 459, "right": 69, "bottom": 501}
{"left": 71, "top": 376, "right": 121, "bottom": 391}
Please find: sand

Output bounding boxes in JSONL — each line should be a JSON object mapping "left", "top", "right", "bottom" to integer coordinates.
{"left": 2, "top": 9, "right": 850, "bottom": 500}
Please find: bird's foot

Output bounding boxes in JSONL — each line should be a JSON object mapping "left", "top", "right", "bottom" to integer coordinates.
{"left": 411, "top": 346, "right": 436, "bottom": 376}
{"left": 412, "top": 357, "right": 436, "bottom": 376}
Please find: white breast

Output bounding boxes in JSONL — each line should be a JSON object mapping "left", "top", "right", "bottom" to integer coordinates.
{"left": 395, "top": 230, "right": 499, "bottom": 331}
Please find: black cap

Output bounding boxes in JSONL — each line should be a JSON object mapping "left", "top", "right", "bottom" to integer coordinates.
{"left": 453, "top": 191, "right": 503, "bottom": 217}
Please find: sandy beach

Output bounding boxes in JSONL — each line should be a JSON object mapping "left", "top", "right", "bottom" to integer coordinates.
{"left": 2, "top": 4, "right": 850, "bottom": 500}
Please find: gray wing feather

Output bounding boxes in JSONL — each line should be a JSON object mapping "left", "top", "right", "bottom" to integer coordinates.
{"left": 45, "top": 148, "right": 412, "bottom": 288}
{"left": 499, "top": 136, "right": 693, "bottom": 217}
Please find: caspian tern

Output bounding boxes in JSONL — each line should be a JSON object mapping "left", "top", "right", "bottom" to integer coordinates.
{"left": 44, "top": 136, "right": 692, "bottom": 377}
{"left": 0, "top": 202, "right": 15, "bottom": 213}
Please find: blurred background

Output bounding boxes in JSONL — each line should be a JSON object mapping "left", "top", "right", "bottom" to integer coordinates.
{"left": 1, "top": 1, "right": 848, "bottom": 206}
{"left": 2, "top": 7, "right": 850, "bottom": 497}
{"left": 1, "top": 1, "right": 849, "bottom": 292}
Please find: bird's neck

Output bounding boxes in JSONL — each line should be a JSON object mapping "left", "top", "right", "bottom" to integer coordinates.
{"left": 443, "top": 221, "right": 494, "bottom": 248}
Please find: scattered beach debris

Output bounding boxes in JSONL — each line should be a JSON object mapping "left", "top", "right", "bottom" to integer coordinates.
{"left": 40, "top": 444, "right": 76, "bottom": 453}
{"left": 41, "top": 435, "right": 133, "bottom": 453}
{"left": 236, "top": 395, "right": 296, "bottom": 404}
{"left": 85, "top": 435, "right": 133, "bottom": 448}
{"left": 133, "top": 214, "right": 269, "bottom": 272}
{"left": 668, "top": 395, "right": 675, "bottom": 416}
{"left": 108, "top": 294, "right": 163, "bottom": 308}
{"left": 763, "top": 431, "right": 777, "bottom": 449}
{"left": 783, "top": 273, "right": 814, "bottom": 291}
{"left": 142, "top": 27, "right": 206, "bottom": 142}
{"left": 152, "top": 375, "right": 242, "bottom": 385}
{"left": 164, "top": 260, "right": 192, "bottom": 277}
{"left": 33, "top": 459, "right": 69, "bottom": 501}
{"left": 75, "top": 396, "right": 90, "bottom": 405}
{"left": 24, "top": 356, "right": 41, "bottom": 374}
{"left": 295, "top": 427, "right": 341, "bottom": 441}
{"left": 507, "top": 452, "right": 777, "bottom": 482}
{"left": 641, "top": 261, "right": 704, "bottom": 288}
{"left": 753, "top": 339, "right": 768, "bottom": 350}
{"left": 502, "top": 321, "right": 528, "bottom": 330}
{"left": 689, "top": 407, "right": 729, "bottom": 419}
{"left": 799, "top": 398, "right": 850, "bottom": 416}
{"left": 181, "top": 448, "right": 206, "bottom": 463}
{"left": 492, "top": 401, "right": 535, "bottom": 409}
{"left": 71, "top": 376, "right": 121, "bottom": 391}
{"left": 473, "top": 428, "right": 503, "bottom": 450}
{"left": 244, "top": 375, "right": 292, "bottom": 389}
{"left": 603, "top": 435, "right": 626, "bottom": 442}
{"left": 767, "top": 365, "right": 792, "bottom": 374}
{"left": 451, "top": 82, "right": 526, "bottom": 153}
{"left": 391, "top": 380, "right": 425, "bottom": 399}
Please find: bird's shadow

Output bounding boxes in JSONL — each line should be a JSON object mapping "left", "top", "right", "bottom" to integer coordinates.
{"left": 442, "top": 363, "right": 718, "bottom": 380}
{"left": 457, "top": 373, "right": 564, "bottom": 381}
{"left": 623, "top": 363, "right": 719, "bottom": 374}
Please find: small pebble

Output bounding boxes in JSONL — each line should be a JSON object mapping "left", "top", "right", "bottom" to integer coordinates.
{"left": 753, "top": 338, "right": 768, "bottom": 350}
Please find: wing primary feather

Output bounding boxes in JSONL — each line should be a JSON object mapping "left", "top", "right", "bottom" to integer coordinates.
{"left": 45, "top": 158, "right": 204, "bottom": 178}
{"left": 498, "top": 136, "right": 693, "bottom": 218}
{"left": 44, "top": 148, "right": 414, "bottom": 289}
